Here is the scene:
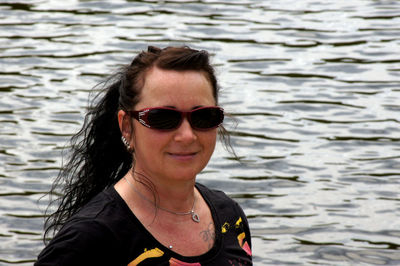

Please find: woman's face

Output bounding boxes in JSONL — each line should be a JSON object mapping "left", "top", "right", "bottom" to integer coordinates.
{"left": 131, "top": 67, "right": 218, "bottom": 183}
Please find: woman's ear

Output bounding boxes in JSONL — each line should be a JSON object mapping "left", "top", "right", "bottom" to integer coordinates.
{"left": 118, "top": 110, "right": 134, "bottom": 151}
{"left": 118, "top": 110, "right": 126, "bottom": 132}
{"left": 118, "top": 110, "right": 131, "bottom": 137}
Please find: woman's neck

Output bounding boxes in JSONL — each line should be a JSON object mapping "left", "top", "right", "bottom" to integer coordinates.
{"left": 128, "top": 170, "right": 197, "bottom": 213}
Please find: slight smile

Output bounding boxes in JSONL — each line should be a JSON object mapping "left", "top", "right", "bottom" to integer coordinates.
{"left": 167, "top": 152, "right": 198, "bottom": 161}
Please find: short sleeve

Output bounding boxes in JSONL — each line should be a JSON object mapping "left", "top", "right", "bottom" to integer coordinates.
{"left": 235, "top": 201, "right": 252, "bottom": 255}
{"left": 35, "top": 219, "right": 118, "bottom": 266}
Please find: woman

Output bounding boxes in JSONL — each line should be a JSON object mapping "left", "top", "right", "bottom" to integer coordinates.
{"left": 36, "top": 46, "right": 252, "bottom": 265}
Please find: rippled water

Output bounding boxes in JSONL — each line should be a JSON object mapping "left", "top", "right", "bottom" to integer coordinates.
{"left": 1, "top": 0, "right": 399, "bottom": 265}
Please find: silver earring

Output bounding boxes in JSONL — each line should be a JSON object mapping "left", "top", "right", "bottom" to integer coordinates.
{"left": 121, "top": 136, "right": 131, "bottom": 150}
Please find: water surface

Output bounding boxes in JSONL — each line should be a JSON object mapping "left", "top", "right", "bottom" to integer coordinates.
{"left": 0, "top": 0, "right": 399, "bottom": 265}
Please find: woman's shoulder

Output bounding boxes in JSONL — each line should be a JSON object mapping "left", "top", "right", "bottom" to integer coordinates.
{"left": 72, "top": 186, "right": 126, "bottom": 219}
{"left": 35, "top": 187, "right": 132, "bottom": 265}
{"left": 52, "top": 186, "right": 127, "bottom": 238}
{"left": 64, "top": 186, "right": 137, "bottom": 238}
{"left": 195, "top": 183, "right": 252, "bottom": 261}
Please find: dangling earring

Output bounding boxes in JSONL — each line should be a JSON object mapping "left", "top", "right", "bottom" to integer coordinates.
{"left": 121, "top": 136, "right": 131, "bottom": 151}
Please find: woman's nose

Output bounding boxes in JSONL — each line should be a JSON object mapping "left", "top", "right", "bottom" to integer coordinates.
{"left": 174, "top": 118, "right": 197, "bottom": 143}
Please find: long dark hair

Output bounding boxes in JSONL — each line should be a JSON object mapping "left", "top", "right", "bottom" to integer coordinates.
{"left": 43, "top": 45, "right": 234, "bottom": 242}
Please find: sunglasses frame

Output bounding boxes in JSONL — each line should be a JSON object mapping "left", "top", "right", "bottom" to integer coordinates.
{"left": 127, "top": 106, "right": 224, "bottom": 131}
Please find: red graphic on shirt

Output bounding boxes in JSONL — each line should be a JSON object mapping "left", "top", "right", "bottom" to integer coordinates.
{"left": 235, "top": 217, "right": 252, "bottom": 256}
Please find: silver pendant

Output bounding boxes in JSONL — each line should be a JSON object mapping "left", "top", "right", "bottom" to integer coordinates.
{"left": 192, "top": 212, "right": 200, "bottom": 223}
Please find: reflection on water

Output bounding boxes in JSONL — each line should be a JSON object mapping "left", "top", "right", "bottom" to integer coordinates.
{"left": 1, "top": 0, "right": 400, "bottom": 265}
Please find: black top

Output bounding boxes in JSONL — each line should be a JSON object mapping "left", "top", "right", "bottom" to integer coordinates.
{"left": 36, "top": 183, "right": 252, "bottom": 265}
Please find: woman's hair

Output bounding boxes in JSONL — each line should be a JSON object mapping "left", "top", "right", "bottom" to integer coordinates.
{"left": 43, "top": 45, "right": 233, "bottom": 242}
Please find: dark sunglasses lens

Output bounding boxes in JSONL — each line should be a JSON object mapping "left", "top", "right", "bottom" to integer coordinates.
{"left": 147, "top": 109, "right": 181, "bottom": 129}
{"left": 191, "top": 108, "right": 224, "bottom": 129}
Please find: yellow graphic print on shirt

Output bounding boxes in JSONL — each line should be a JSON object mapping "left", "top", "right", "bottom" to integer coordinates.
{"left": 221, "top": 222, "right": 230, "bottom": 233}
{"left": 128, "top": 248, "right": 164, "bottom": 266}
{"left": 128, "top": 216, "right": 251, "bottom": 265}
{"left": 222, "top": 217, "right": 252, "bottom": 257}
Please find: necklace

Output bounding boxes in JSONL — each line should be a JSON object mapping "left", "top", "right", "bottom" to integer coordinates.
{"left": 123, "top": 176, "right": 200, "bottom": 223}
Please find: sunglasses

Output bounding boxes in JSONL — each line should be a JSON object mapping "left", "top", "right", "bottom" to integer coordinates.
{"left": 128, "top": 106, "right": 224, "bottom": 131}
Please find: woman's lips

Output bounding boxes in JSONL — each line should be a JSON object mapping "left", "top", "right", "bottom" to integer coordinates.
{"left": 167, "top": 152, "right": 198, "bottom": 160}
